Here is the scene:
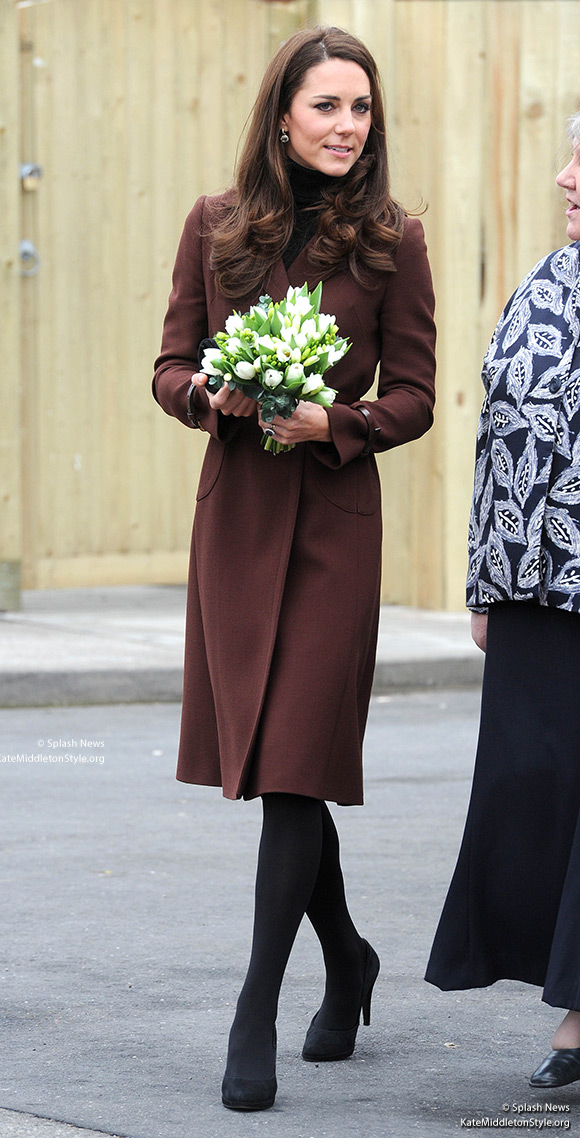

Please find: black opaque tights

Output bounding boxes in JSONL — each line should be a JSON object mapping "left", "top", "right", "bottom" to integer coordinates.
{"left": 225, "top": 793, "right": 365, "bottom": 1081}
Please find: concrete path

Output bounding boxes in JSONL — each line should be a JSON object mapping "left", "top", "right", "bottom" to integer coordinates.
{"left": 0, "top": 586, "right": 483, "bottom": 707}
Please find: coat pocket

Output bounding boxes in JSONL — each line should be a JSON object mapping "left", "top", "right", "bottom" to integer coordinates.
{"left": 196, "top": 438, "right": 225, "bottom": 500}
{"left": 310, "top": 453, "right": 381, "bottom": 515}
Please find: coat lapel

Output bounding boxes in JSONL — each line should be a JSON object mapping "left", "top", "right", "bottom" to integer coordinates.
{"left": 263, "top": 239, "right": 324, "bottom": 299}
{"left": 263, "top": 258, "right": 291, "bottom": 302}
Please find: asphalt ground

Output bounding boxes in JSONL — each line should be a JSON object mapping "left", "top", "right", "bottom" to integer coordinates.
{"left": 1, "top": 694, "right": 577, "bottom": 1138}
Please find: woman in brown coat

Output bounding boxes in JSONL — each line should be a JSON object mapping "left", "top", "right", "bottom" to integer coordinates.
{"left": 154, "top": 25, "right": 436, "bottom": 1112}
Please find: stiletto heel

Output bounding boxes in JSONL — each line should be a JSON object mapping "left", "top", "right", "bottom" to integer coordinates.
{"left": 362, "top": 976, "right": 373, "bottom": 1026}
{"left": 302, "top": 939, "right": 380, "bottom": 1062}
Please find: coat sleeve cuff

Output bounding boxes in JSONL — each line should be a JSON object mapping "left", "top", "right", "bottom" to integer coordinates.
{"left": 309, "top": 402, "right": 372, "bottom": 468}
{"left": 152, "top": 370, "right": 242, "bottom": 442}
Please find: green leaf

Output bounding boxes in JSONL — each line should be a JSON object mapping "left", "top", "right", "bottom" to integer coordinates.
{"left": 207, "top": 375, "right": 224, "bottom": 393}
{"left": 242, "top": 383, "right": 263, "bottom": 400}
{"left": 310, "top": 281, "right": 323, "bottom": 313}
{"left": 284, "top": 374, "right": 306, "bottom": 391}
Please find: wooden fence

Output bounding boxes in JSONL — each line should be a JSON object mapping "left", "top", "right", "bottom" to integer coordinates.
{"left": 1, "top": 0, "right": 579, "bottom": 609}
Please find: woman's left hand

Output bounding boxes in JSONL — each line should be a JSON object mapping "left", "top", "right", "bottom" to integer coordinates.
{"left": 258, "top": 401, "right": 331, "bottom": 445}
{"left": 471, "top": 611, "right": 488, "bottom": 653}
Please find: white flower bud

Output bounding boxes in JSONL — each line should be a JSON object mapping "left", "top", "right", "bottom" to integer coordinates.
{"left": 317, "top": 313, "right": 334, "bottom": 334}
{"left": 301, "top": 373, "right": 324, "bottom": 395}
{"left": 263, "top": 368, "right": 283, "bottom": 389}
{"left": 224, "top": 314, "right": 243, "bottom": 335}
{"left": 225, "top": 336, "right": 243, "bottom": 354}
{"left": 319, "top": 386, "right": 337, "bottom": 405}
{"left": 201, "top": 348, "right": 226, "bottom": 375}
{"left": 234, "top": 360, "right": 257, "bottom": 380}
{"left": 327, "top": 346, "right": 346, "bottom": 365}
{"left": 293, "top": 295, "right": 312, "bottom": 316}
{"left": 257, "top": 335, "right": 276, "bottom": 351}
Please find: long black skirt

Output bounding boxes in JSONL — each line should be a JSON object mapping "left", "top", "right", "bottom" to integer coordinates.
{"left": 425, "top": 601, "right": 580, "bottom": 1010}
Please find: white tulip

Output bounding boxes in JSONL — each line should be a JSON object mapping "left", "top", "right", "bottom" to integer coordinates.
{"left": 320, "top": 386, "right": 337, "bottom": 404}
{"left": 327, "top": 346, "right": 345, "bottom": 365}
{"left": 234, "top": 360, "right": 257, "bottom": 380}
{"left": 286, "top": 362, "right": 305, "bottom": 382}
{"left": 225, "top": 314, "right": 243, "bottom": 335}
{"left": 287, "top": 294, "right": 311, "bottom": 317}
{"left": 263, "top": 368, "right": 283, "bottom": 389}
{"left": 225, "top": 336, "right": 243, "bottom": 354}
{"left": 317, "top": 313, "right": 334, "bottom": 334}
{"left": 257, "top": 335, "right": 277, "bottom": 351}
{"left": 301, "top": 373, "right": 324, "bottom": 395}
{"left": 201, "top": 348, "right": 225, "bottom": 375}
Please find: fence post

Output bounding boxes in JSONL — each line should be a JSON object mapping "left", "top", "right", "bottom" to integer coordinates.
{"left": 0, "top": 0, "right": 22, "bottom": 610}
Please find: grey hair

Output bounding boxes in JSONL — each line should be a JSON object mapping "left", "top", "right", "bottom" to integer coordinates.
{"left": 568, "top": 110, "right": 580, "bottom": 145}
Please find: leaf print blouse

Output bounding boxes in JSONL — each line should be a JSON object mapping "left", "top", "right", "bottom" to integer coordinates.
{"left": 467, "top": 241, "right": 580, "bottom": 612}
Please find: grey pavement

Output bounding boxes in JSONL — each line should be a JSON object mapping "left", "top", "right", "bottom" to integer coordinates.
{"left": 1, "top": 696, "right": 577, "bottom": 1138}
{"left": 0, "top": 586, "right": 483, "bottom": 708}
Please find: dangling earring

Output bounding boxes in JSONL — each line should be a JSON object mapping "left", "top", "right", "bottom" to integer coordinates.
{"left": 279, "top": 127, "right": 289, "bottom": 144}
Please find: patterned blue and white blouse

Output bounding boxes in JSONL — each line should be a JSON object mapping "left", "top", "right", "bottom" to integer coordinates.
{"left": 467, "top": 241, "right": 580, "bottom": 612}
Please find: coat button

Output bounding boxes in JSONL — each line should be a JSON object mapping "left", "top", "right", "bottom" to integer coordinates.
{"left": 549, "top": 377, "right": 562, "bottom": 393}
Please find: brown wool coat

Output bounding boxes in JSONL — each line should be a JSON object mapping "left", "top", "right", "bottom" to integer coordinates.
{"left": 154, "top": 194, "right": 436, "bottom": 805}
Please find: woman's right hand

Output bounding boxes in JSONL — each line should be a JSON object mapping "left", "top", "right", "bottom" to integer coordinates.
{"left": 471, "top": 611, "right": 488, "bottom": 653}
{"left": 191, "top": 372, "right": 257, "bottom": 418}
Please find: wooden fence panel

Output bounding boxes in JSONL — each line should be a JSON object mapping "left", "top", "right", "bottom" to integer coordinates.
{"left": 318, "top": 0, "right": 580, "bottom": 606}
{"left": 1, "top": 0, "right": 579, "bottom": 605}
{"left": 16, "top": 0, "right": 306, "bottom": 589}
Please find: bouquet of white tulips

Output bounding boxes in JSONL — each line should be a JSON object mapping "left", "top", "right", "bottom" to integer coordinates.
{"left": 200, "top": 282, "right": 350, "bottom": 453}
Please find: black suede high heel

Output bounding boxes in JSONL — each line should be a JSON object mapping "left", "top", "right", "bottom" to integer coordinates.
{"left": 221, "top": 1073, "right": 277, "bottom": 1111}
{"left": 302, "top": 939, "right": 380, "bottom": 1062}
{"left": 221, "top": 1027, "right": 277, "bottom": 1111}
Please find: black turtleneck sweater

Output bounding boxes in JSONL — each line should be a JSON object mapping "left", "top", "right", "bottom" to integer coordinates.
{"left": 282, "top": 158, "right": 339, "bottom": 270}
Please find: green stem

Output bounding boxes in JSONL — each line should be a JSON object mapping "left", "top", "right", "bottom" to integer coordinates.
{"left": 260, "top": 436, "right": 295, "bottom": 455}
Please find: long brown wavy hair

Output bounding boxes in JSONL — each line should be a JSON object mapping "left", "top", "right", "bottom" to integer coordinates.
{"left": 210, "top": 26, "right": 405, "bottom": 299}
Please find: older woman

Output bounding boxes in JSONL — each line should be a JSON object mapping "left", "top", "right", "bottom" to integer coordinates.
{"left": 154, "top": 26, "right": 436, "bottom": 1112}
{"left": 425, "top": 112, "right": 580, "bottom": 1089}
